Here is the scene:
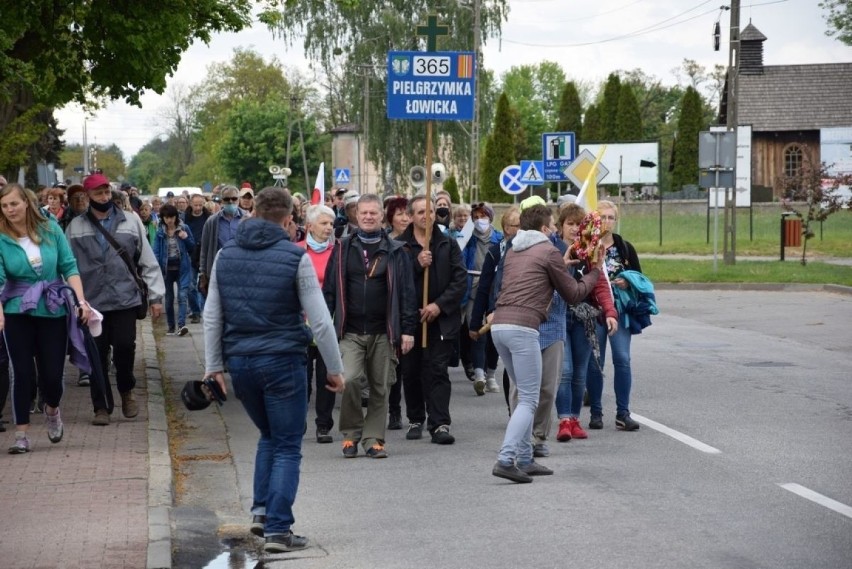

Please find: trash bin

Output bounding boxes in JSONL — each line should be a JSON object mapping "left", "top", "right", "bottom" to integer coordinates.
{"left": 780, "top": 213, "right": 802, "bottom": 260}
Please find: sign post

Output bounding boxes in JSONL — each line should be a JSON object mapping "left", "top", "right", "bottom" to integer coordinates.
{"left": 387, "top": 15, "right": 475, "bottom": 346}
{"left": 541, "top": 132, "right": 576, "bottom": 182}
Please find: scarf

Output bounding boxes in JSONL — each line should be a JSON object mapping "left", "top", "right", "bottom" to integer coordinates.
{"left": 357, "top": 229, "right": 383, "bottom": 244}
{"left": 307, "top": 232, "right": 331, "bottom": 253}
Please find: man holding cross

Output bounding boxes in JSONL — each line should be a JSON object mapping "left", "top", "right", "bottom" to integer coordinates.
{"left": 396, "top": 193, "right": 467, "bottom": 444}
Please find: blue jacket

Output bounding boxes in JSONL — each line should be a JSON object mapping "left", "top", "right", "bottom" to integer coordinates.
{"left": 462, "top": 227, "right": 503, "bottom": 306}
{"left": 153, "top": 223, "right": 196, "bottom": 289}
{"left": 216, "top": 218, "right": 312, "bottom": 358}
{"left": 613, "top": 269, "right": 659, "bottom": 334}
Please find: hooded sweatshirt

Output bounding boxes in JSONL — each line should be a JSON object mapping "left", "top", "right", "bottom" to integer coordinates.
{"left": 493, "top": 229, "right": 599, "bottom": 330}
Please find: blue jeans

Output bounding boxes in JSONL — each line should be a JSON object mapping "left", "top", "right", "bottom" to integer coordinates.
{"left": 228, "top": 353, "right": 308, "bottom": 536}
{"left": 492, "top": 326, "right": 541, "bottom": 466}
{"left": 586, "top": 321, "right": 633, "bottom": 418}
{"left": 164, "top": 269, "right": 188, "bottom": 329}
{"left": 188, "top": 266, "right": 204, "bottom": 316}
{"left": 555, "top": 318, "right": 594, "bottom": 418}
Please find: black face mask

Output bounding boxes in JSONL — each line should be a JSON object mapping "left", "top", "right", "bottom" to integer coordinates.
{"left": 436, "top": 207, "right": 450, "bottom": 221}
{"left": 89, "top": 200, "right": 113, "bottom": 213}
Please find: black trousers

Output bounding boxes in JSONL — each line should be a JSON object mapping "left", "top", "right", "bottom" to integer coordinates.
{"left": 307, "top": 345, "right": 336, "bottom": 430}
{"left": 91, "top": 307, "right": 138, "bottom": 412}
{"left": 4, "top": 315, "right": 67, "bottom": 426}
{"left": 388, "top": 362, "right": 403, "bottom": 416}
{"left": 402, "top": 330, "right": 453, "bottom": 432}
{"left": 0, "top": 335, "right": 9, "bottom": 420}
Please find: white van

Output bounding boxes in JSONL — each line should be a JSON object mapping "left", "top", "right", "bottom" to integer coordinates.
{"left": 157, "top": 187, "right": 203, "bottom": 198}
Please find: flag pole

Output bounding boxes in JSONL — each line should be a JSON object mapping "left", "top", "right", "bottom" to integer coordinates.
{"left": 422, "top": 121, "right": 433, "bottom": 348}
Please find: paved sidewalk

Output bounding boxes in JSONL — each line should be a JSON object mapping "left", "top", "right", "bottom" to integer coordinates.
{"left": 0, "top": 320, "right": 168, "bottom": 569}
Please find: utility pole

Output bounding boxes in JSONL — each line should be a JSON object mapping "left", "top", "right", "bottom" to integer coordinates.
{"left": 363, "top": 69, "right": 370, "bottom": 194}
{"left": 82, "top": 119, "right": 89, "bottom": 174}
{"left": 724, "top": 0, "right": 740, "bottom": 264}
{"left": 470, "top": 0, "right": 482, "bottom": 204}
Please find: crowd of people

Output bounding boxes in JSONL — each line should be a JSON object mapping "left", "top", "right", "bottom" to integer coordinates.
{"left": 0, "top": 172, "right": 653, "bottom": 553}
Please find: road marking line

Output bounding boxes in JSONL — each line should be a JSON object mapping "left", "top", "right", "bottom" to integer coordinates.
{"left": 630, "top": 413, "right": 722, "bottom": 454}
{"left": 779, "top": 483, "right": 852, "bottom": 519}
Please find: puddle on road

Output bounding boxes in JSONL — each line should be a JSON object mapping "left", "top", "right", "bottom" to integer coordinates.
{"left": 202, "top": 537, "right": 262, "bottom": 569}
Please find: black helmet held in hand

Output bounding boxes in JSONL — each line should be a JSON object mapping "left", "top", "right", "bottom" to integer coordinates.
{"left": 181, "top": 377, "right": 227, "bottom": 411}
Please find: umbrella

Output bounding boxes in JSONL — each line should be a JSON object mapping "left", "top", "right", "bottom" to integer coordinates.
{"left": 61, "top": 287, "right": 114, "bottom": 414}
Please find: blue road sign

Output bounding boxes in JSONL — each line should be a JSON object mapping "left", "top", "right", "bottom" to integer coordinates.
{"left": 542, "top": 132, "right": 576, "bottom": 181}
{"left": 386, "top": 51, "right": 476, "bottom": 121}
{"left": 334, "top": 168, "right": 351, "bottom": 185}
{"left": 519, "top": 160, "right": 545, "bottom": 186}
{"left": 500, "top": 165, "right": 528, "bottom": 195}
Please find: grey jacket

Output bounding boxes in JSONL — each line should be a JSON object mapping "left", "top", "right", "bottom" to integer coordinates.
{"left": 66, "top": 206, "right": 166, "bottom": 312}
{"left": 198, "top": 209, "right": 244, "bottom": 278}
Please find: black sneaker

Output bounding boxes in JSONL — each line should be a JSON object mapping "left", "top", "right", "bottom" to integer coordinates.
{"left": 387, "top": 412, "right": 402, "bottom": 430}
{"left": 316, "top": 428, "right": 332, "bottom": 444}
{"left": 178, "top": 326, "right": 189, "bottom": 336}
{"left": 264, "top": 531, "right": 309, "bottom": 553}
{"left": 341, "top": 440, "right": 358, "bottom": 458}
{"left": 405, "top": 422, "right": 423, "bottom": 440}
{"left": 77, "top": 373, "right": 91, "bottom": 387}
{"left": 431, "top": 425, "right": 455, "bottom": 445}
{"left": 365, "top": 443, "right": 388, "bottom": 458}
{"left": 166, "top": 328, "right": 176, "bottom": 336}
{"left": 463, "top": 363, "right": 475, "bottom": 381}
{"left": 492, "top": 461, "right": 533, "bottom": 483}
{"left": 189, "top": 314, "right": 201, "bottom": 324}
{"left": 250, "top": 515, "right": 266, "bottom": 537}
{"left": 589, "top": 415, "right": 603, "bottom": 430}
{"left": 616, "top": 413, "right": 640, "bottom": 431}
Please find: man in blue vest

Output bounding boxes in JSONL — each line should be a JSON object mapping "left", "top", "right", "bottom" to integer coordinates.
{"left": 203, "top": 187, "right": 345, "bottom": 554}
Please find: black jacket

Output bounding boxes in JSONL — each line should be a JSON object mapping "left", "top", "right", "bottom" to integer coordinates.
{"left": 396, "top": 222, "right": 467, "bottom": 340}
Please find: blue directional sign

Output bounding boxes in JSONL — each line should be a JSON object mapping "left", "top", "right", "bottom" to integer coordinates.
{"left": 334, "top": 168, "right": 351, "bottom": 185}
{"left": 542, "top": 132, "right": 576, "bottom": 181}
{"left": 386, "top": 51, "right": 476, "bottom": 121}
{"left": 499, "top": 165, "right": 528, "bottom": 196}
{"left": 519, "top": 160, "right": 545, "bottom": 186}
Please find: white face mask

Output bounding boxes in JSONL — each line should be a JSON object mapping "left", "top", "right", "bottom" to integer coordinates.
{"left": 474, "top": 218, "right": 491, "bottom": 232}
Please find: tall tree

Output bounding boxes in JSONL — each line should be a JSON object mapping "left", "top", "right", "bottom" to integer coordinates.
{"left": 600, "top": 73, "right": 622, "bottom": 141}
{"left": 500, "top": 61, "right": 567, "bottom": 159}
{"left": 0, "top": 1, "right": 251, "bottom": 171}
{"left": 479, "top": 93, "right": 516, "bottom": 203}
{"left": 556, "top": 82, "right": 583, "bottom": 143}
{"left": 820, "top": 1, "right": 852, "bottom": 44}
{"left": 615, "top": 85, "right": 643, "bottom": 141}
{"left": 582, "top": 104, "right": 602, "bottom": 143}
{"left": 258, "top": 0, "right": 509, "bottom": 191}
{"left": 671, "top": 87, "right": 705, "bottom": 191}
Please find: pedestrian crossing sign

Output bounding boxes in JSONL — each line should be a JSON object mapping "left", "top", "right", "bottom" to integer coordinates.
{"left": 519, "top": 160, "right": 545, "bottom": 186}
{"left": 334, "top": 168, "right": 351, "bottom": 185}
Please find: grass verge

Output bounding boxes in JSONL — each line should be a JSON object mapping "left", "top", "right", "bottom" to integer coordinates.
{"left": 643, "top": 258, "right": 852, "bottom": 287}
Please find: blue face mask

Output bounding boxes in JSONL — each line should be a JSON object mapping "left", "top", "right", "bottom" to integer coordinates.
{"left": 223, "top": 204, "right": 238, "bottom": 216}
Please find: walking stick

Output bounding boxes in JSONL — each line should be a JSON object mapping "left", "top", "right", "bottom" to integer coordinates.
{"left": 422, "top": 120, "right": 433, "bottom": 348}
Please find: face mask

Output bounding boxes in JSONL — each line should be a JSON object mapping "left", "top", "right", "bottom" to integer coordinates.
{"left": 306, "top": 231, "right": 330, "bottom": 253}
{"left": 474, "top": 218, "right": 491, "bottom": 233}
{"left": 89, "top": 200, "right": 112, "bottom": 213}
{"left": 436, "top": 207, "right": 450, "bottom": 221}
{"left": 223, "top": 204, "right": 238, "bottom": 216}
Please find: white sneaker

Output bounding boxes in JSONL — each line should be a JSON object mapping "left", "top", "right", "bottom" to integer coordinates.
{"left": 485, "top": 377, "right": 500, "bottom": 393}
{"left": 46, "top": 409, "right": 64, "bottom": 443}
{"left": 473, "top": 370, "right": 486, "bottom": 396}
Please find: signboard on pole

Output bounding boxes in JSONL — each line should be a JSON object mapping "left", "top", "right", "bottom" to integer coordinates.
{"left": 519, "top": 160, "right": 545, "bottom": 186}
{"left": 542, "top": 132, "right": 576, "bottom": 181}
{"left": 334, "top": 168, "right": 351, "bottom": 185}
{"left": 387, "top": 51, "right": 476, "bottom": 121}
{"left": 499, "top": 165, "right": 527, "bottom": 195}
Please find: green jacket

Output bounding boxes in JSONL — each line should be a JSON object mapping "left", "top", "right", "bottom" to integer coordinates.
{"left": 0, "top": 219, "right": 80, "bottom": 317}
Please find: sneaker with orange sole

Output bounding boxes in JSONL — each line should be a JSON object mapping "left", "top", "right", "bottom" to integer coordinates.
{"left": 341, "top": 440, "right": 358, "bottom": 458}
{"left": 365, "top": 442, "right": 388, "bottom": 458}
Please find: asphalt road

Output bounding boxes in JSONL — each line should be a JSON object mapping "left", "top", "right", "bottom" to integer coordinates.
{"left": 165, "top": 288, "right": 852, "bottom": 569}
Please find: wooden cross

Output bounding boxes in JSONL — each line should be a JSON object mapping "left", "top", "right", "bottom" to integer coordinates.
{"left": 417, "top": 14, "right": 448, "bottom": 52}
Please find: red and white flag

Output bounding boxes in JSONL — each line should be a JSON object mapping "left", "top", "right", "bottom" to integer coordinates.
{"left": 311, "top": 162, "right": 325, "bottom": 205}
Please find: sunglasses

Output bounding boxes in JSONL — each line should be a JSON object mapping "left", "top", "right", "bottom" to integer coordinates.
{"left": 222, "top": 197, "right": 238, "bottom": 203}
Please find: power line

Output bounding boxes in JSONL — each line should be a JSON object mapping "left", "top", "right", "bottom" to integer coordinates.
{"left": 512, "top": 0, "right": 647, "bottom": 24}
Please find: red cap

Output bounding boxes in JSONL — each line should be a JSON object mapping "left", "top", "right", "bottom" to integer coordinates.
{"left": 83, "top": 173, "right": 110, "bottom": 192}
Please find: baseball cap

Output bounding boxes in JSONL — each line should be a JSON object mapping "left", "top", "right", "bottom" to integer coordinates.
{"left": 83, "top": 173, "right": 110, "bottom": 192}
{"left": 519, "top": 195, "right": 546, "bottom": 212}
{"left": 239, "top": 187, "right": 254, "bottom": 198}
{"left": 556, "top": 194, "right": 577, "bottom": 207}
{"left": 343, "top": 190, "right": 360, "bottom": 207}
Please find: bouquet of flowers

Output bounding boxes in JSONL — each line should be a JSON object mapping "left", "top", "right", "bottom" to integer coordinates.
{"left": 570, "top": 211, "right": 608, "bottom": 266}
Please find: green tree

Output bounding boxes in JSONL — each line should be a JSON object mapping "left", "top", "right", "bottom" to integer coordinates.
{"left": 479, "top": 93, "right": 516, "bottom": 203}
{"left": 820, "top": 1, "right": 852, "bottom": 45}
{"left": 582, "top": 104, "right": 602, "bottom": 142}
{"left": 61, "top": 143, "right": 126, "bottom": 183}
{"left": 615, "top": 84, "right": 643, "bottom": 141}
{"left": 671, "top": 87, "right": 705, "bottom": 191}
{"left": 556, "top": 81, "right": 583, "bottom": 148}
{"left": 0, "top": 1, "right": 251, "bottom": 170}
{"left": 600, "top": 73, "right": 622, "bottom": 141}
{"left": 258, "top": 0, "right": 509, "bottom": 191}
{"left": 500, "top": 62, "right": 567, "bottom": 159}
{"left": 443, "top": 174, "right": 461, "bottom": 203}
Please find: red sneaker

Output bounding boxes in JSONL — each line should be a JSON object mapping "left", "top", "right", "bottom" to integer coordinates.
{"left": 569, "top": 417, "right": 588, "bottom": 439}
{"left": 556, "top": 418, "right": 572, "bottom": 442}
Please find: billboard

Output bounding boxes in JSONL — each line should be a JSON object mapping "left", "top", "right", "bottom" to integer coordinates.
{"left": 578, "top": 142, "right": 659, "bottom": 185}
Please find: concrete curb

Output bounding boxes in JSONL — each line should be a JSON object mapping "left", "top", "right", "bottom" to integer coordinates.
{"left": 656, "top": 282, "right": 852, "bottom": 295}
{"left": 144, "top": 319, "right": 173, "bottom": 569}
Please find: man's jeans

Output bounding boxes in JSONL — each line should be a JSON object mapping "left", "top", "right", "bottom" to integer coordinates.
{"left": 586, "top": 321, "right": 633, "bottom": 418}
{"left": 164, "top": 270, "right": 188, "bottom": 329}
{"left": 189, "top": 266, "right": 204, "bottom": 316}
{"left": 228, "top": 353, "right": 307, "bottom": 535}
